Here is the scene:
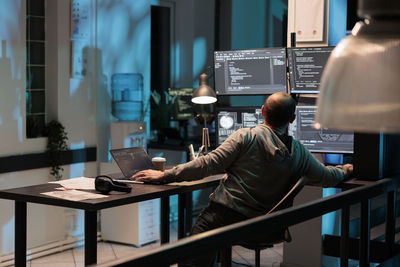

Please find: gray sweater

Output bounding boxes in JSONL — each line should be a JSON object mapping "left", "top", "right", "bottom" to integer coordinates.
{"left": 164, "top": 124, "right": 350, "bottom": 218}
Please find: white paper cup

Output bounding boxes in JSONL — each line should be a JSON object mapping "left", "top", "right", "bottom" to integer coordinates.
{"left": 152, "top": 157, "right": 166, "bottom": 171}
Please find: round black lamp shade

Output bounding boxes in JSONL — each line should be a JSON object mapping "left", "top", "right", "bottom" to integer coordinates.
{"left": 191, "top": 73, "right": 217, "bottom": 104}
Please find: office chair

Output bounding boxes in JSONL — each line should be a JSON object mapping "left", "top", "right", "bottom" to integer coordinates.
{"left": 220, "top": 176, "right": 307, "bottom": 267}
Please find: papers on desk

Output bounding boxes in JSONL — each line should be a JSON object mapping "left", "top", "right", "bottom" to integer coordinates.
{"left": 41, "top": 190, "right": 108, "bottom": 201}
{"left": 41, "top": 177, "right": 109, "bottom": 201}
{"left": 49, "top": 177, "right": 96, "bottom": 190}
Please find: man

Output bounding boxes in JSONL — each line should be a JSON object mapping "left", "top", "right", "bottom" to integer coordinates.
{"left": 133, "top": 92, "right": 353, "bottom": 266}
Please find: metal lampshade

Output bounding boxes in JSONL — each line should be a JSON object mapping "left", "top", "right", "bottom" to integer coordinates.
{"left": 191, "top": 73, "right": 217, "bottom": 104}
{"left": 315, "top": 0, "right": 400, "bottom": 133}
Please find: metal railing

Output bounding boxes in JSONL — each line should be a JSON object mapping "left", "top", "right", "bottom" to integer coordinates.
{"left": 94, "top": 177, "right": 400, "bottom": 267}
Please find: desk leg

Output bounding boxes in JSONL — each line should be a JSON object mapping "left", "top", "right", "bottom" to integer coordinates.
{"left": 178, "top": 194, "right": 186, "bottom": 239}
{"left": 15, "top": 201, "right": 27, "bottom": 267}
{"left": 85, "top": 210, "right": 97, "bottom": 265}
{"left": 161, "top": 197, "right": 170, "bottom": 244}
{"left": 178, "top": 192, "right": 193, "bottom": 239}
{"left": 185, "top": 192, "right": 193, "bottom": 234}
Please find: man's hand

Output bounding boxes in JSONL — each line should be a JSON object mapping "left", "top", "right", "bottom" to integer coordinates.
{"left": 132, "top": 169, "right": 165, "bottom": 183}
{"left": 343, "top": 164, "right": 354, "bottom": 178}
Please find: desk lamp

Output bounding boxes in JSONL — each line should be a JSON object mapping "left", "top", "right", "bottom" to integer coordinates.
{"left": 192, "top": 73, "right": 217, "bottom": 153}
{"left": 315, "top": 0, "right": 400, "bottom": 180}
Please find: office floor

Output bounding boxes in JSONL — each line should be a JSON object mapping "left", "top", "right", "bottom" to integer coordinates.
{"left": 25, "top": 242, "right": 283, "bottom": 267}
{"left": 25, "top": 222, "right": 284, "bottom": 267}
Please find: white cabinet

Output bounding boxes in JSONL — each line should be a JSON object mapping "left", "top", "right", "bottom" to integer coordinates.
{"left": 100, "top": 122, "right": 160, "bottom": 246}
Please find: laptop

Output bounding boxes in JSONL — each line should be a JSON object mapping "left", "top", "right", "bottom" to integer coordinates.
{"left": 110, "top": 147, "right": 156, "bottom": 183}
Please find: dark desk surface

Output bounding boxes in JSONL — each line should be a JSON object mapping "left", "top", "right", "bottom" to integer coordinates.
{"left": 0, "top": 175, "right": 376, "bottom": 209}
{"left": 0, "top": 174, "right": 222, "bottom": 211}
{"left": 0, "top": 174, "right": 222, "bottom": 267}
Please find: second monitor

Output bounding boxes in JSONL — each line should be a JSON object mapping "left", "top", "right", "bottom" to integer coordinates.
{"left": 287, "top": 46, "right": 334, "bottom": 94}
{"left": 288, "top": 106, "right": 354, "bottom": 154}
{"left": 214, "top": 48, "right": 287, "bottom": 96}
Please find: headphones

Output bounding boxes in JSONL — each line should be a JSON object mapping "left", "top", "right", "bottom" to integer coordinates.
{"left": 95, "top": 175, "right": 132, "bottom": 194}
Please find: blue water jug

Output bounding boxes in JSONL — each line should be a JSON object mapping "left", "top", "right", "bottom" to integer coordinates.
{"left": 111, "top": 73, "right": 143, "bottom": 121}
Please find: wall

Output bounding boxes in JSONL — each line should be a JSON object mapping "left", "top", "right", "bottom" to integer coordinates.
{"left": 0, "top": 0, "right": 97, "bottom": 256}
{"left": 0, "top": 0, "right": 216, "bottom": 258}
{"left": 228, "top": 0, "right": 288, "bottom": 107}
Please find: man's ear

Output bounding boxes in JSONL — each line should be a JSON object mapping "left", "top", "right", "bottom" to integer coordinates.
{"left": 261, "top": 105, "right": 265, "bottom": 117}
{"left": 290, "top": 114, "right": 296, "bottom": 123}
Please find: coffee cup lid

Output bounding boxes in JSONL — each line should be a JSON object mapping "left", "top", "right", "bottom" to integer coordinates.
{"left": 152, "top": 157, "right": 166, "bottom": 162}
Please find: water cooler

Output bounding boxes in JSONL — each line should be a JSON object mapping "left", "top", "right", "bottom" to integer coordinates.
{"left": 100, "top": 73, "right": 160, "bottom": 246}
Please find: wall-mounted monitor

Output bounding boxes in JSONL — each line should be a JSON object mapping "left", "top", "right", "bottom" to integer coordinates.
{"left": 214, "top": 48, "right": 287, "bottom": 95}
{"left": 288, "top": 106, "right": 354, "bottom": 154}
{"left": 215, "top": 106, "right": 264, "bottom": 145}
{"left": 287, "top": 46, "right": 334, "bottom": 94}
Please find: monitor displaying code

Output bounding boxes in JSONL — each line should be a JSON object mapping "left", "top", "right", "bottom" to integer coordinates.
{"left": 287, "top": 46, "right": 334, "bottom": 94}
{"left": 214, "top": 48, "right": 287, "bottom": 95}
{"left": 216, "top": 107, "right": 264, "bottom": 145}
{"left": 168, "top": 88, "right": 195, "bottom": 120}
{"left": 288, "top": 106, "right": 354, "bottom": 153}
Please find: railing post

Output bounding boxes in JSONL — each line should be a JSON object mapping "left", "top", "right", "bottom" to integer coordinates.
{"left": 360, "top": 199, "right": 370, "bottom": 267}
{"left": 385, "top": 190, "right": 396, "bottom": 259}
{"left": 340, "top": 206, "right": 350, "bottom": 267}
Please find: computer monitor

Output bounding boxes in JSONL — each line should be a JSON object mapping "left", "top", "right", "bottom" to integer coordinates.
{"left": 168, "top": 88, "right": 195, "bottom": 120}
{"left": 288, "top": 106, "right": 354, "bottom": 153}
{"left": 214, "top": 48, "right": 287, "bottom": 95}
{"left": 215, "top": 106, "right": 264, "bottom": 145}
{"left": 287, "top": 46, "right": 334, "bottom": 94}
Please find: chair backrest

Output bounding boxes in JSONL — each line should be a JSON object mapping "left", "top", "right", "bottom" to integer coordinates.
{"left": 237, "top": 177, "right": 308, "bottom": 247}
{"left": 267, "top": 176, "right": 307, "bottom": 215}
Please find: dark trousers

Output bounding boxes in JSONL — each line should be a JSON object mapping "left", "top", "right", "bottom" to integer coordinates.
{"left": 183, "top": 201, "right": 249, "bottom": 267}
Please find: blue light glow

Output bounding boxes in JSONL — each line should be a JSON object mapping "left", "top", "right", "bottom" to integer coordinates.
{"left": 97, "top": 0, "right": 151, "bottom": 148}
{"left": 192, "top": 37, "right": 206, "bottom": 78}
{"left": 71, "top": 210, "right": 84, "bottom": 238}
{"left": 129, "top": 0, "right": 149, "bottom": 20}
{"left": 174, "top": 42, "right": 181, "bottom": 84}
{"left": 322, "top": 188, "right": 340, "bottom": 266}
{"left": 328, "top": 0, "right": 347, "bottom": 46}
{"left": 1, "top": 215, "right": 14, "bottom": 254}
{"left": 0, "top": 0, "right": 26, "bottom": 146}
{"left": 70, "top": 163, "right": 85, "bottom": 178}
{"left": 232, "top": 0, "right": 266, "bottom": 49}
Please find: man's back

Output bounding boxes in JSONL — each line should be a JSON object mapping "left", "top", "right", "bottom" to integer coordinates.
{"left": 210, "top": 124, "right": 347, "bottom": 218}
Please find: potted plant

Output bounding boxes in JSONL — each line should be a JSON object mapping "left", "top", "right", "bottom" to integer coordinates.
{"left": 44, "top": 120, "right": 68, "bottom": 180}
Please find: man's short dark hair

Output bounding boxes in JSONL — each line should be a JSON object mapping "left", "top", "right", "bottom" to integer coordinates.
{"left": 264, "top": 92, "right": 296, "bottom": 128}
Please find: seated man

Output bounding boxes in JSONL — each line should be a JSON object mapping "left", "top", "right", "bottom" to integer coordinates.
{"left": 133, "top": 92, "right": 353, "bottom": 266}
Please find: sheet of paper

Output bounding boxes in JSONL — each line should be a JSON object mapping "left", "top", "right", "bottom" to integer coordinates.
{"left": 49, "top": 177, "right": 95, "bottom": 190}
{"left": 41, "top": 189, "right": 108, "bottom": 201}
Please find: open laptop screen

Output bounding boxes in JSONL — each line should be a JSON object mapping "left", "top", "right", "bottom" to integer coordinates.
{"left": 110, "top": 147, "right": 155, "bottom": 178}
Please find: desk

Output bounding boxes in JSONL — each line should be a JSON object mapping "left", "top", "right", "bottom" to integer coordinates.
{"left": 0, "top": 174, "right": 222, "bottom": 266}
